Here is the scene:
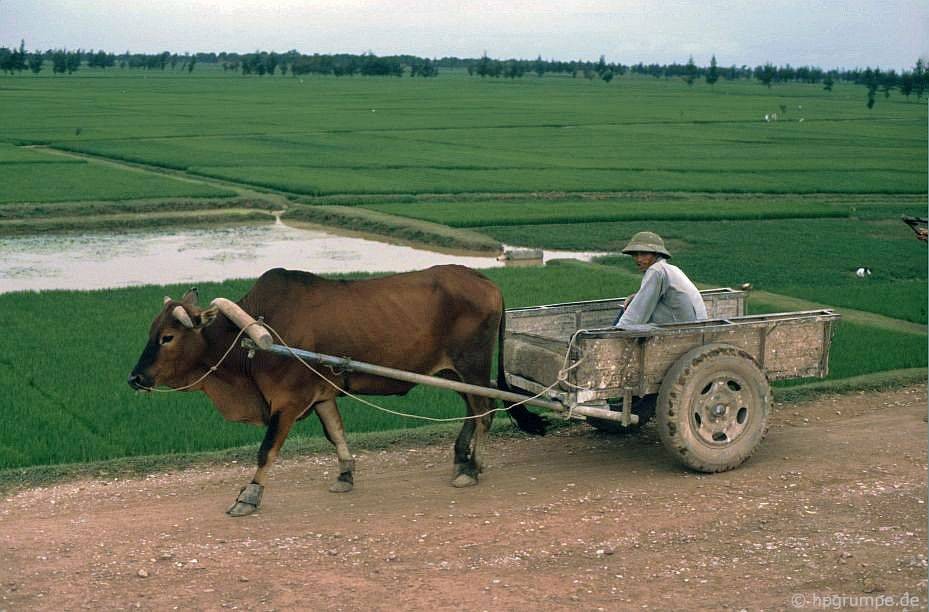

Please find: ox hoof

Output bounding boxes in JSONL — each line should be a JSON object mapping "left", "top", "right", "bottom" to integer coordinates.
{"left": 328, "top": 480, "right": 353, "bottom": 493}
{"left": 451, "top": 473, "right": 478, "bottom": 488}
{"left": 226, "top": 483, "right": 263, "bottom": 517}
{"left": 226, "top": 501, "right": 259, "bottom": 517}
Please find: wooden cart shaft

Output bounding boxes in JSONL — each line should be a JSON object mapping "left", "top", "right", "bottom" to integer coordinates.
{"left": 241, "top": 339, "right": 636, "bottom": 424}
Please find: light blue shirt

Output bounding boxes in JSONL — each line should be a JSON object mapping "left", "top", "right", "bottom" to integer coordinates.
{"left": 617, "top": 259, "right": 707, "bottom": 326}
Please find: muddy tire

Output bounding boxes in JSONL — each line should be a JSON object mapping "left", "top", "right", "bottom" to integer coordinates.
{"left": 657, "top": 344, "right": 770, "bottom": 473}
{"left": 586, "top": 395, "right": 657, "bottom": 434}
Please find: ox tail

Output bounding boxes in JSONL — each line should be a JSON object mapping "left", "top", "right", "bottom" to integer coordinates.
{"left": 497, "top": 300, "right": 547, "bottom": 436}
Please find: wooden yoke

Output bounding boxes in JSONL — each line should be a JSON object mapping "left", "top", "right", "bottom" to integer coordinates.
{"left": 211, "top": 298, "right": 273, "bottom": 350}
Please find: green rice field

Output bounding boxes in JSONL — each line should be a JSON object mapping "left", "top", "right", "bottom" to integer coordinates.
{"left": 362, "top": 197, "right": 916, "bottom": 227}
{"left": 2, "top": 71, "right": 925, "bottom": 199}
{"left": 0, "top": 67, "right": 925, "bottom": 472}
{"left": 486, "top": 216, "right": 928, "bottom": 323}
{"left": 0, "top": 264, "right": 640, "bottom": 469}
{"left": 0, "top": 262, "right": 925, "bottom": 470}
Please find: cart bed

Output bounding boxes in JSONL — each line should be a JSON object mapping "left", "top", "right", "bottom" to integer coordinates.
{"left": 503, "top": 290, "right": 838, "bottom": 404}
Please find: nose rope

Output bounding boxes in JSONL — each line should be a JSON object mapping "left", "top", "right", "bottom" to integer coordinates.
{"left": 135, "top": 323, "right": 258, "bottom": 393}
{"left": 136, "top": 319, "right": 589, "bottom": 424}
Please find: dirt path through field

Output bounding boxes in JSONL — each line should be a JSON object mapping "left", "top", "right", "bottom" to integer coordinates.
{"left": 31, "top": 146, "right": 294, "bottom": 210}
{"left": 2, "top": 385, "right": 926, "bottom": 611}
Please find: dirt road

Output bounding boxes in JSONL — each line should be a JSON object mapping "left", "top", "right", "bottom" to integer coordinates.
{"left": 2, "top": 385, "right": 926, "bottom": 611}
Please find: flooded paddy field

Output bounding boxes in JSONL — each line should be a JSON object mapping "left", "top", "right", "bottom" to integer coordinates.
{"left": 0, "top": 222, "right": 608, "bottom": 293}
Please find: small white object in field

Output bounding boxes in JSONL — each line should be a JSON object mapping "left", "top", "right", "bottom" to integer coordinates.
{"left": 855, "top": 267, "right": 872, "bottom": 278}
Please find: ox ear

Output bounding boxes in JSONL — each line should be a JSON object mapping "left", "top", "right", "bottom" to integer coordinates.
{"left": 193, "top": 306, "right": 219, "bottom": 330}
{"left": 182, "top": 288, "right": 200, "bottom": 307}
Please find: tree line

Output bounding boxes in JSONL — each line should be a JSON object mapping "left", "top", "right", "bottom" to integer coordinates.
{"left": 2, "top": 40, "right": 926, "bottom": 105}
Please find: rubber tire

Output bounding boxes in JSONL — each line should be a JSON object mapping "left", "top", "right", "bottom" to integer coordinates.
{"left": 657, "top": 344, "right": 770, "bottom": 473}
{"left": 586, "top": 395, "right": 657, "bottom": 434}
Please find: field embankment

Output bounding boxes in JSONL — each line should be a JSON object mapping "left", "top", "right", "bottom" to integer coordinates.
{"left": 284, "top": 204, "right": 502, "bottom": 252}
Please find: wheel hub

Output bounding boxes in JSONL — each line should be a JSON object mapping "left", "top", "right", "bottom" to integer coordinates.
{"left": 692, "top": 376, "right": 751, "bottom": 445}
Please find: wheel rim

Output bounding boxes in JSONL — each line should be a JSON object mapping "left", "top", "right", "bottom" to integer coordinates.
{"left": 688, "top": 370, "right": 756, "bottom": 447}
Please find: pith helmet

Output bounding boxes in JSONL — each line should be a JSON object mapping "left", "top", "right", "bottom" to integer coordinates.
{"left": 622, "top": 231, "right": 671, "bottom": 258}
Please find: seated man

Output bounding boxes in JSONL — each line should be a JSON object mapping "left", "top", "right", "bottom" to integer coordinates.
{"left": 615, "top": 231, "right": 707, "bottom": 327}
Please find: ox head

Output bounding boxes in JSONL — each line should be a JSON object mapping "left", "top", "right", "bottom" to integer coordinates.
{"left": 128, "top": 288, "right": 219, "bottom": 391}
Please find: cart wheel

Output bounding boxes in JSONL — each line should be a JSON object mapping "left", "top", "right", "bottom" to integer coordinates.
{"left": 657, "top": 344, "right": 770, "bottom": 473}
{"left": 586, "top": 395, "right": 656, "bottom": 434}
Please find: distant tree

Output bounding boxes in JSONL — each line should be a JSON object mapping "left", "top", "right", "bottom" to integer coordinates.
{"left": 187, "top": 55, "right": 196, "bottom": 73}
{"left": 0, "top": 42, "right": 26, "bottom": 74}
{"left": 65, "top": 51, "right": 81, "bottom": 74}
{"left": 706, "top": 54, "right": 719, "bottom": 85}
{"left": 899, "top": 72, "right": 914, "bottom": 98}
{"left": 879, "top": 70, "right": 897, "bottom": 98}
{"left": 0, "top": 48, "right": 12, "bottom": 74}
{"left": 823, "top": 75, "right": 834, "bottom": 91}
{"left": 51, "top": 50, "right": 67, "bottom": 74}
{"left": 601, "top": 69, "right": 614, "bottom": 83}
{"left": 756, "top": 63, "right": 776, "bottom": 88}
{"left": 534, "top": 54, "right": 545, "bottom": 77}
{"left": 502, "top": 60, "right": 520, "bottom": 78}
{"left": 28, "top": 52, "right": 43, "bottom": 74}
{"left": 776, "top": 64, "right": 795, "bottom": 82}
{"left": 596, "top": 54, "right": 607, "bottom": 76}
{"left": 265, "top": 52, "right": 279, "bottom": 75}
{"left": 863, "top": 68, "right": 879, "bottom": 108}
{"left": 913, "top": 59, "right": 926, "bottom": 100}
{"left": 475, "top": 52, "right": 491, "bottom": 77}
{"left": 683, "top": 55, "right": 697, "bottom": 86}
{"left": 14, "top": 40, "right": 27, "bottom": 72}
{"left": 410, "top": 57, "right": 437, "bottom": 77}
{"left": 88, "top": 50, "right": 113, "bottom": 69}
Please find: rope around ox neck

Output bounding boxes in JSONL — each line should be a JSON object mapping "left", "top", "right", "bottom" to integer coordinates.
{"left": 136, "top": 323, "right": 258, "bottom": 393}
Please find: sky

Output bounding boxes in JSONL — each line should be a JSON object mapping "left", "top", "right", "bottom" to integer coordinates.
{"left": 1, "top": 0, "right": 926, "bottom": 71}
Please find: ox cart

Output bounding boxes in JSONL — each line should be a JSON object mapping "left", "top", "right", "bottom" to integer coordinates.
{"left": 245, "top": 288, "right": 838, "bottom": 473}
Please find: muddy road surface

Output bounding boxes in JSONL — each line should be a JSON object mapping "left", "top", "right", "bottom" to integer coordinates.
{"left": 2, "top": 385, "right": 927, "bottom": 610}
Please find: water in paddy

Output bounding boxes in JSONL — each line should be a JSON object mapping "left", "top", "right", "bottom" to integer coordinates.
{"left": 0, "top": 223, "right": 607, "bottom": 293}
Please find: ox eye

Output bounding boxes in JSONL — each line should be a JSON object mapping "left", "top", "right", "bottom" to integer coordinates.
{"left": 160, "top": 334, "right": 174, "bottom": 345}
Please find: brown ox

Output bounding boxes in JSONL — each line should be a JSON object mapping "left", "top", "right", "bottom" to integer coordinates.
{"left": 128, "top": 266, "right": 545, "bottom": 516}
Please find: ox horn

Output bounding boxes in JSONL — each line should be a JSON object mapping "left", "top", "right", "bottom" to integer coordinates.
{"left": 210, "top": 298, "right": 273, "bottom": 350}
{"left": 172, "top": 305, "right": 195, "bottom": 329}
